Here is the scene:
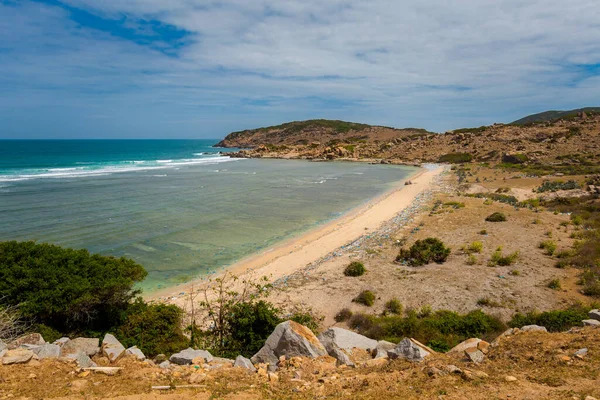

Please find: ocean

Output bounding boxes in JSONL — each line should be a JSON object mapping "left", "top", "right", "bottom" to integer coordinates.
{"left": 0, "top": 140, "right": 418, "bottom": 292}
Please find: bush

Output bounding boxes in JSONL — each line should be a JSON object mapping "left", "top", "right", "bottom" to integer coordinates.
{"left": 439, "top": 153, "right": 474, "bottom": 163}
{"left": 486, "top": 212, "right": 507, "bottom": 222}
{"left": 384, "top": 299, "right": 403, "bottom": 315}
{"left": 463, "top": 241, "right": 483, "bottom": 254}
{"left": 547, "top": 279, "right": 561, "bottom": 290}
{"left": 335, "top": 308, "right": 353, "bottom": 322}
{"left": 465, "top": 254, "right": 478, "bottom": 265}
{"left": 344, "top": 261, "right": 366, "bottom": 277}
{"left": 489, "top": 248, "right": 519, "bottom": 266}
{"left": 539, "top": 240, "right": 557, "bottom": 256}
{"left": 118, "top": 299, "right": 188, "bottom": 358}
{"left": 509, "top": 305, "right": 590, "bottom": 332}
{"left": 396, "top": 238, "right": 451, "bottom": 267}
{"left": 0, "top": 241, "right": 147, "bottom": 334}
{"left": 535, "top": 180, "right": 581, "bottom": 193}
{"left": 353, "top": 290, "right": 376, "bottom": 307}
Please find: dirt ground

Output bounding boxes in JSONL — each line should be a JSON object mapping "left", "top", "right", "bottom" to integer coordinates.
{"left": 1, "top": 327, "right": 599, "bottom": 399}
{"left": 267, "top": 167, "right": 591, "bottom": 326}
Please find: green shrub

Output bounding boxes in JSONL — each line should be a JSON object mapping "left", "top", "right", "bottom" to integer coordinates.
{"left": 353, "top": 290, "right": 376, "bottom": 307}
{"left": 335, "top": 308, "right": 353, "bottom": 322}
{"left": 489, "top": 248, "right": 519, "bottom": 266}
{"left": 476, "top": 297, "right": 501, "bottom": 307}
{"left": 486, "top": 212, "right": 507, "bottom": 222}
{"left": 465, "top": 254, "right": 478, "bottom": 266}
{"left": 384, "top": 298, "right": 403, "bottom": 315}
{"left": 0, "top": 241, "right": 147, "bottom": 334}
{"left": 535, "top": 180, "right": 581, "bottom": 193}
{"left": 547, "top": 279, "right": 561, "bottom": 290}
{"left": 479, "top": 229, "right": 488, "bottom": 235}
{"left": 439, "top": 153, "right": 473, "bottom": 163}
{"left": 290, "top": 311, "right": 320, "bottom": 334}
{"left": 509, "top": 305, "right": 590, "bottom": 332}
{"left": 463, "top": 241, "right": 483, "bottom": 254}
{"left": 443, "top": 201, "right": 465, "bottom": 209}
{"left": 396, "top": 238, "right": 451, "bottom": 267}
{"left": 118, "top": 299, "right": 188, "bottom": 358}
{"left": 539, "top": 240, "right": 557, "bottom": 256}
{"left": 344, "top": 261, "right": 366, "bottom": 277}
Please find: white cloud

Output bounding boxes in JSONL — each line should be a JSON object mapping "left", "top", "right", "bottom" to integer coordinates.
{"left": 1, "top": 0, "right": 600, "bottom": 138}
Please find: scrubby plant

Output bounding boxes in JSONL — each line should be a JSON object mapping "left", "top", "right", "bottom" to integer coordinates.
{"left": 539, "top": 240, "right": 557, "bottom": 256}
{"left": 335, "top": 308, "right": 353, "bottom": 322}
{"left": 443, "top": 201, "right": 465, "bottom": 209}
{"left": 344, "top": 261, "right": 366, "bottom": 277}
{"left": 509, "top": 304, "right": 590, "bottom": 332}
{"left": 479, "top": 229, "right": 488, "bottom": 235}
{"left": 384, "top": 298, "right": 403, "bottom": 315}
{"left": 353, "top": 290, "right": 376, "bottom": 307}
{"left": 509, "top": 269, "right": 520, "bottom": 276}
{"left": 489, "top": 247, "right": 519, "bottom": 266}
{"left": 463, "top": 241, "right": 483, "bottom": 254}
{"left": 476, "top": 297, "right": 501, "bottom": 307}
{"left": 465, "top": 254, "right": 478, "bottom": 266}
{"left": 417, "top": 305, "right": 433, "bottom": 318}
{"left": 396, "top": 238, "right": 451, "bottom": 267}
{"left": 486, "top": 212, "right": 507, "bottom": 222}
{"left": 535, "top": 180, "right": 581, "bottom": 193}
{"left": 547, "top": 279, "right": 561, "bottom": 290}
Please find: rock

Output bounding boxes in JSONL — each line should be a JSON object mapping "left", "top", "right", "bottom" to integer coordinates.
{"left": 585, "top": 396, "right": 598, "bottom": 400}
{"left": 8, "top": 333, "right": 45, "bottom": 350}
{"left": 445, "top": 365, "right": 462, "bottom": 374}
{"left": 505, "top": 375, "right": 518, "bottom": 382}
{"left": 37, "top": 344, "right": 61, "bottom": 359}
{"left": 102, "top": 334, "right": 126, "bottom": 363}
{"left": 574, "top": 348, "right": 588, "bottom": 358}
{"left": 211, "top": 357, "right": 234, "bottom": 366}
{"left": 448, "top": 338, "right": 482, "bottom": 354}
{"left": 588, "top": 310, "right": 600, "bottom": 321}
{"left": 53, "top": 337, "right": 70, "bottom": 347}
{"left": 2, "top": 348, "right": 34, "bottom": 365}
{"left": 583, "top": 319, "right": 600, "bottom": 327}
{"left": 188, "top": 373, "right": 207, "bottom": 383}
{"left": 427, "top": 367, "right": 445, "bottom": 377}
{"left": 520, "top": 325, "right": 547, "bottom": 333}
{"left": 84, "top": 367, "right": 122, "bottom": 376}
{"left": 268, "top": 372, "right": 279, "bottom": 382}
{"left": 125, "top": 346, "right": 146, "bottom": 361}
{"left": 251, "top": 321, "right": 327, "bottom": 365}
{"left": 327, "top": 344, "right": 354, "bottom": 367}
{"left": 465, "top": 347, "right": 485, "bottom": 363}
{"left": 477, "top": 341, "right": 490, "bottom": 354}
{"left": 387, "top": 338, "right": 433, "bottom": 362}
{"left": 234, "top": 355, "right": 256, "bottom": 372}
{"left": 372, "top": 340, "right": 395, "bottom": 359}
{"left": 158, "top": 361, "right": 171, "bottom": 369}
{"left": 154, "top": 354, "right": 168, "bottom": 363}
{"left": 169, "top": 348, "right": 213, "bottom": 365}
{"left": 362, "top": 358, "right": 388, "bottom": 368}
{"left": 65, "top": 352, "right": 97, "bottom": 368}
{"left": 61, "top": 338, "right": 100, "bottom": 357}
{"left": 318, "top": 327, "right": 378, "bottom": 353}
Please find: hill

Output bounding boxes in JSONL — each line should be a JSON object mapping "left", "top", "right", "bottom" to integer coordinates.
{"left": 511, "top": 107, "right": 600, "bottom": 125}
{"left": 214, "top": 119, "right": 432, "bottom": 148}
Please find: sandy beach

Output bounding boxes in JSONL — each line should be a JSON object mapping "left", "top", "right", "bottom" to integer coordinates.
{"left": 149, "top": 164, "right": 445, "bottom": 305}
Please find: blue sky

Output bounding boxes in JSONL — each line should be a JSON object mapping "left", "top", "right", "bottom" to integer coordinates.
{"left": 1, "top": 0, "right": 599, "bottom": 139}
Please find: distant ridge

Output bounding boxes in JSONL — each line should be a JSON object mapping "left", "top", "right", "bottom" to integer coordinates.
{"left": 511, "top": 107, "right": 600, "bottom": 125}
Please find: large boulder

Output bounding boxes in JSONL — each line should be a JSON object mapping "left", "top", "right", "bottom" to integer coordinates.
{"left": 2, "top": 348, "right": 35, "bottom": 365}
{"left": 8, "top": 333, "right": 45, "bottom": 350}
{"left": 588, "top": 309, "right": 600, "bottom": 322}
{"left": 251, "top": 321, "right": 327, "bottom": 365}
{"left": 61, "top": 338, "right": 100, "bottom": 357}
{"left": 318, "top": 328, "right": 378, "bottom": 353}
{"left": 65, "top": 352, "right": 96, "bottom": 368}
{"left": 102, "top": 334, "right": 125, "bottom": 363}
{"left": 37, "top": 343, "right": 61, "bottom": 359}
{"left": 387, "top": 338, "right": 433, "bottom": 362}
{"left": 448, "top": 338, "right": 482, "bottom": 354}
{"left": 170, "top": 348, "right": 213, "bottom": 365}
{"left": 234, "top": 355, "right": 256, "bottom": 372}
{"left": 372, "top": 340, "right": 396, "bottom": 359}
{"left": 125, "top": 346, "right": 146, "bottom": 361}
{"left": 583, "top": 319, "right": 600, "bottom": 327}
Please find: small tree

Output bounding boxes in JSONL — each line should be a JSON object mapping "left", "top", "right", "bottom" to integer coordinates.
{"left": 396, "top": 238, "right": 451, "bottom": 266}
{"left": 344, "top": 261, "right": 366, "bottom": 277}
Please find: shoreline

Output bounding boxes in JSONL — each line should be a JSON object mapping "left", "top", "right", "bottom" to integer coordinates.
{"left": 148, "top": 164, "right": 445, "bottom": 303}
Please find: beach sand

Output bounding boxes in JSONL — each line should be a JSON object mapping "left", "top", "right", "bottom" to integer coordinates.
{"left": 149, "top": 165, "right": 445, "bottom": 306}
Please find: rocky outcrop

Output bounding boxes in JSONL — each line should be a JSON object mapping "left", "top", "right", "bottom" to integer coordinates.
{"left": 372, "top": 340, "right": 396, "bottom": 359}
{"left": 2, "top": 348, "right": 35, "bottom": 365}
{"left": 66, "top": 351, "right": 97, "bottom": 368}
{"left": 234, "top": 355, "right": 256, "bottom": 372}
{"left": 169, "top": 348, "right": 213, "bottom": 365}
{"left": 387, "top": 338, "right": 434, "bottom": 362}
{"left": 61, "top": 338, "right": 100, "bottom": 357}
{"left": 125, "top": 346, "right": 146, "bottom": 361}
{"left": 251, "top": 321, "right": 327, "bottom": 365}
{"left": 36, "top": 343, "right": 61, "bottom": 359}
{"left": 8, "top": 333, "right": 45, "bottom": 350}
{"left": 102, "top": 334, "right": 126, "bottom": 363}
{"left": 318, "top": 327, "right": 378, "bottom": 353}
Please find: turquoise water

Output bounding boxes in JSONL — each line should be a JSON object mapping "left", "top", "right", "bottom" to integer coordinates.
{"left": 0, "top": 140, "right": 418, "bottom": 292}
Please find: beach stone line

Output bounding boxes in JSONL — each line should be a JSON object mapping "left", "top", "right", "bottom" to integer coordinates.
{"left": 8, "top": 333, "right": 45, "bottom": 350}
{"left": 251, "top": 321, "right": 327, "bottom": 365}
{"left": 2, "top": 348, "right": 35, "bottom": 365}
{"left": 125, "top": 346, "right": 146, "bottom": 361}
{"left": 520, "top": 325, "right": 548, "bottom": 333}
{"left": 61, "top": 337, "right": 100, "bottom": 357}
{"left": 588, "top": 309, "right": 600, "bottom": 322}
{"left": 583, "top": 319, "right": 600, "bottom": 327}
{"left": 234, "top": 355, "right": 256, "bottom": 372}
{"left": 102, "top": 334, "right": 126, "bottom": 363}
{"left": 169, "top": 348, "right": 213, "bottom": 365}
{"left": 387, "top": 338, "right": 434, "bottom": 362}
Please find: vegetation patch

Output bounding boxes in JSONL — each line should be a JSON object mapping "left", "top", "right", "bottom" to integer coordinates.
{"left": 334, "top": 308, "right": 353, "bottom": 322}
{"left": 489, "top": 247, "right": 519, "bottom": 266}
{"left": 539, "top": 240, "right": 558, "bottom": 256}
{"left": 384, "top": 298, "right": 403, "bottom": 315}
{"left": 486, "top": 212, "right": 507, "bottom": 222}
{"left": 535, "top": 180, "right": 581, "bottom": 193}
{"left": 396, "top": 238, "right": 451, "bottom": 267}
{"left": 353, "top": 290, "right": 376, "bottom": 307}
{"left": 509, "top": 304, "right": 592, "bottom": 332}
{"left": 344, "top": 261, "right": 366, "bottom": 277}
{"left": 439, "top": 153, "right": 473, "bottom": 163}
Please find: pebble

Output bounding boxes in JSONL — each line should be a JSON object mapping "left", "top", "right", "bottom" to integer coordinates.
{"left": 504, "top": 376, "right": 517, "bottom": 382}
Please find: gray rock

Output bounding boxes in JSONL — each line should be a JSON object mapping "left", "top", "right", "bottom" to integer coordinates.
{"left": 387, "top": 338, "right": 433, "bottom": 362}
{"left": 318, "top": 328, "right": 378, "bottom": 353}
{"left": 158, "top": 360, "right": 171, "bottom": 369}
{"left": 8, "top": 333, "right": 45, "bottom": 350}
{"left": 53, "top": 337, "right": 70, "bottom": 347}
{"left": 102, "top": 334, "right": 125, "bottom": 363}
{"left": 65, "top": 352, "right": 97, "bottom": 368}
{"left": 327, "top": 344, "right": 354, "bottom": 366}
{"left": 169, "top": 348, "right": 213, "bottom": 365}
{"left": 125, "top": 346, "right": 146, "bottom": 361}
{"left": 234, "top": 355, "right": 256, "bottom": 372}
{"left": 2, "top": 348, "right": 35, "bottom": 365}
{"left": 583, "top": 319, "right": 600, "bottom": 327}
{"left": 38, "top": 343, "right": 61, "bottom": 359}
{"left": 251, "top": 321, "right": 327, "bottom": 365}
{"left": 448, "top": 338, "right": 482, "bottom": 354}
{"left": 588, "top": 309, "right": 600, "bottom": 322}
{"left": 574, "top": 348, "right": 588, "bottom": 357}
{"left": 373, "top": 340, "right": 396, "bottom": 359}
{"left": 465, "top": 347, "right": 485, "bottom": 363}
{"left": 520, "top": 325, "right": 548, "bottom": 333}
{"left": 61, "top": 338, "right": 100, "bottom": 357}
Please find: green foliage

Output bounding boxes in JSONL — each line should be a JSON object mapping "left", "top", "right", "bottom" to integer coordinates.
{"left": 476, "top": 297, "right": 501, "bottom": 307}
{"left": 465, "top": 193, "right": 519, "bottom": 206}
{"left": 439, "top": 153, "right": 474, "bottom": 163}
{"left": 463, "top": 241, "right": 483, "bottom": 254}
{"left": 344, "top": 261, "right": 366, "bottom": 277}
{"left": 289, "top": 311, "right": 320, "bottom": 334}
{"left": 535, "top": 180, "right": 581, "bottom": 193}
{"left": 443, "top": 201, "right": 465, "bottom": 209}
{"left": 33, "top": 324, "right": 63, "bottom": 344}
{"left": 384, "top": 299, "right": 403, "bottom": 315}
{"left": 396, "top": 238, "right": 451, "bottom": 267}
{"left": 118, "top": 299, "right": 188, "bottom": 358}
{"left": 0, "top": 241, "right": 147, "bottom": 334}
{"left": 353, "top": 290, "right": 376, "bottom": 307}
{"left": 547, "top": 279, "right": 561, "bottom": 290}
{"left": 489, "top": 248, "right": 519, "bottom": 266}
{"left": 349, "top": 309, "right": 505, "bottom": 351}
{"left": 486, "top": 212, "right": 507, "bottom": 222}
{"left": 502, "top": 153, "right": 529, "bottom": 164}
{"left": 334, "top": 308, "right": 353, "bottom": 322}
{"left": 465, "top": 254, "right": 478, "bottom": 265}
{"left": 508, "top": 304, "right": 590, "bottom": 332}
{"left": 539, "top": 240, "right": 557, "bottom": 256}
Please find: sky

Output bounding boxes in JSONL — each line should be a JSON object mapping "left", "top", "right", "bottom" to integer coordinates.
{"left": 1, "top": 0, "right": 599, "bottom": 139}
